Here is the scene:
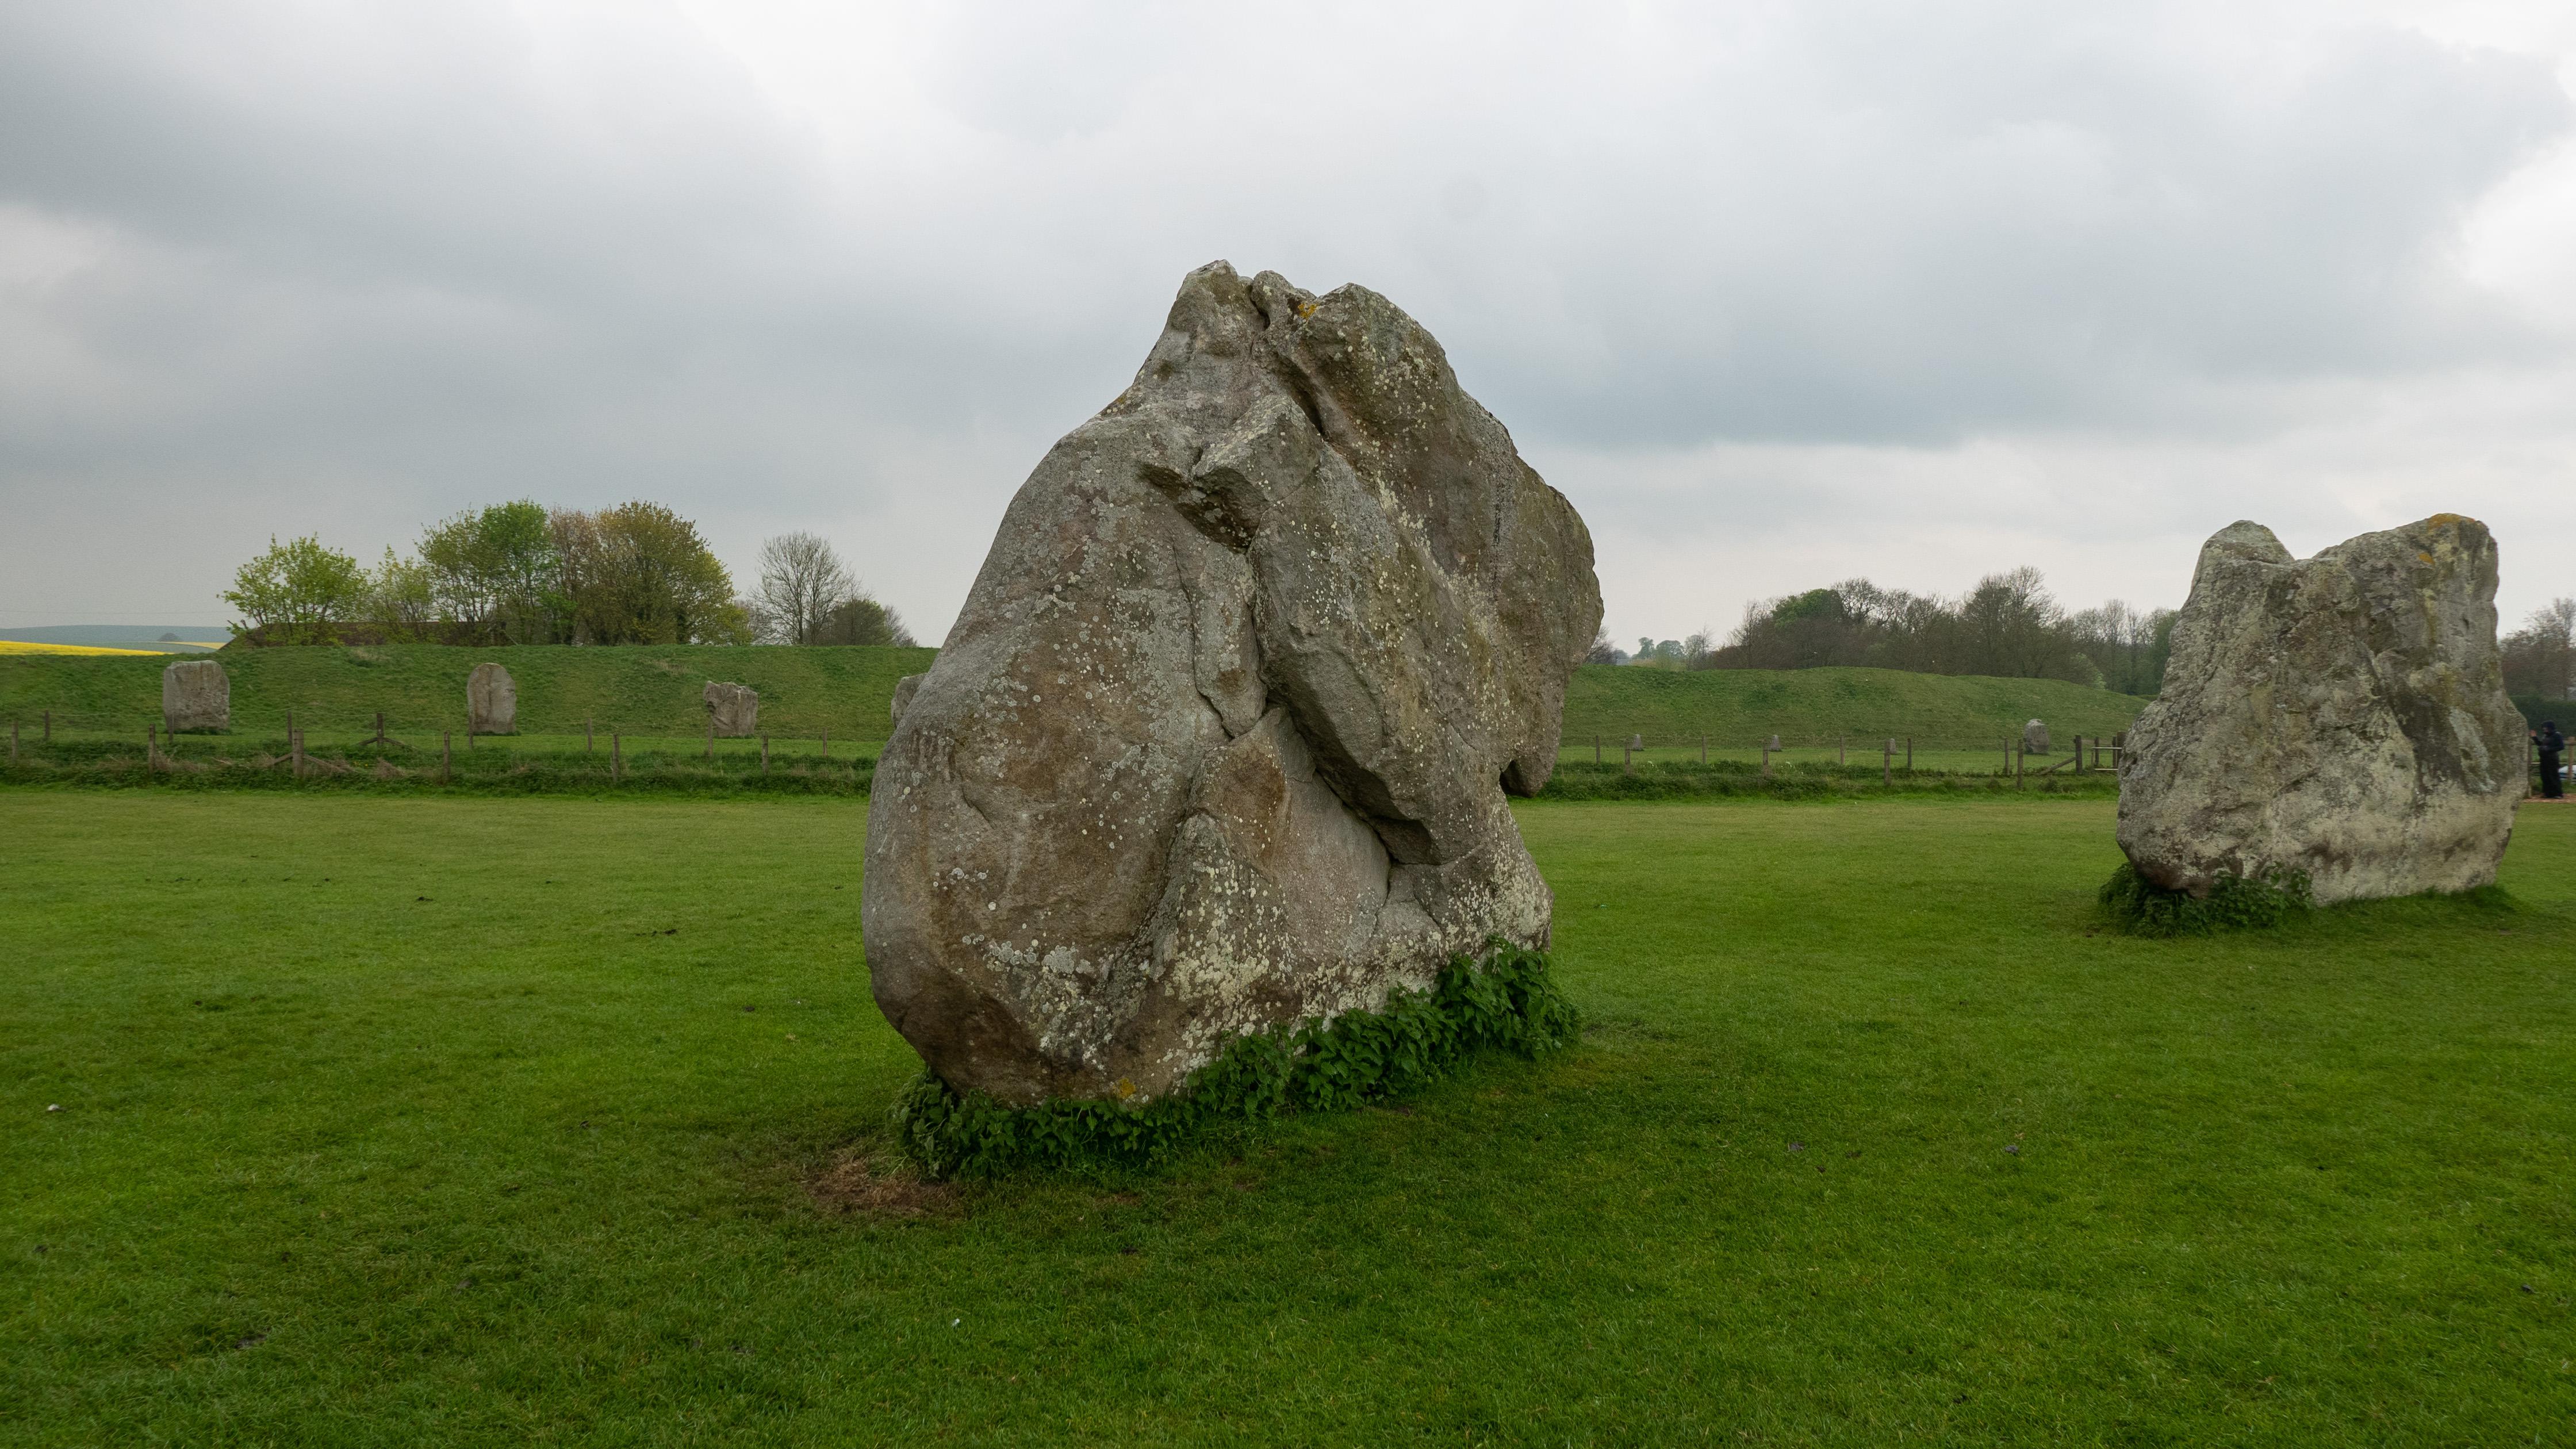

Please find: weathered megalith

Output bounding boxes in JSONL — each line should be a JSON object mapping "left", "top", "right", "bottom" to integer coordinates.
{"left": 704, "top": 682, "right": 758, "bottom": 737}
{"left": 2023, "top": 718, "right": 2050, "bottom": 754}
{"left": 467, "top": 662, "right": 516, "bottom": 735}
{"left": 2116, "top": 516, "right": 2524, "bottom": 905}
{"left": 162, "top": 660, "right": 228, "bottom": 733}
{"left": 863, "top": 262, "right": 1603, "bottom": 1106}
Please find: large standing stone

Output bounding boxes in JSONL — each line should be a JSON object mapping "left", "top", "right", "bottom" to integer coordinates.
{"left": 2116, "top": 516, "right": 2523, "bottom": 905}
{"left": 162, "top": 660, "right": 228, "bottom": 733}
{"left": 863, "top": 262, "right": 1603, "bottom": 1107}
{"left": 889, "top": 673, "right": 923, "bottom": 727}
{"left": 467, "top": 663, "right": 516, "bottom": 735}
{"left": 2022, "top": 719, "right": 2050, "bottom": 754}
{"left": 704, "top": 682, "right": 758, "bottom": 737}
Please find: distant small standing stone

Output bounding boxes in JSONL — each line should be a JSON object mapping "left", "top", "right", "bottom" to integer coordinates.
{"left": 889, "top": 673, "right": 923, "bottom": 727}
{"left": 1766, "top": 734, "right": 1782, "bottom": 751}
{"left": 162, "top": 660, "right": 228, "bottom": 733}
{"left": 467, "top": 663, "right": 517, "bottom": 735}
{"left": 1627, "top": 733, "right": 1643, "bottom": 751}
{"left": 704, "top": 681, "right": 758, "bottom": 737}
{"left": 2022, "top": 719, "right": 2050, "bottom": 755}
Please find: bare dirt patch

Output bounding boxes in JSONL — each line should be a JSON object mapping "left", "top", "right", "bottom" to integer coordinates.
{"left": 807, "top": 1153, "right": 961, "bottom": 1220}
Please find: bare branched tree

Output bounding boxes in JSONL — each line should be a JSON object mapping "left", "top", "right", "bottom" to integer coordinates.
{"left": 753, "top": 531, "right": 856, "bottom": 645}
{"left": 2505, "top": 597, "right": 2576, "bottom": 700}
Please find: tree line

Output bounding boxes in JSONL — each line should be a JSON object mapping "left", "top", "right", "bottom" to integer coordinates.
{"left": 2505, "top": 599, "right": 2575, "bottom": 702}
{"left": 221, "top": 502, "right": 915, "bottom": 647}
{"left": 1606, "top": 570, "right": 2576, "bottom": 703}
{"left": 1593, "top": 568, "right": 2178, "bottom": 696}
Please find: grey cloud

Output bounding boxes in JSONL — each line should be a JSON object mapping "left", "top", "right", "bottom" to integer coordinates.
{"left": 0, "top": 1, "right": 2568, "bottom": 637}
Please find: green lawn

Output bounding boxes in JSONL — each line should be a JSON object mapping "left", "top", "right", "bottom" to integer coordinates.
{"left": 5, "top": 793, "right": 2570, "bottom": 1444}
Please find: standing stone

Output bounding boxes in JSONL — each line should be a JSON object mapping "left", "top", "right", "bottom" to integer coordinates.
{"left": 704, "top": 682, "right": 758, "bottom": 737}
{"left": 162, "top": 660, "right": 229, "bottom": 733}
{"left": 863, "top": 262, "right": 1603, "bottom": 1107}
{"left": 2116, "top": 516, "right": 2524, "bottom": 905}
{"left": 2022, "top": 719, "right": 2050, "bottom": 755}
{"left": 890, "top": 673, "right": 924, "bottom": 727}
{"left": 467, "top": 663, "right": 516, "bottom": 735}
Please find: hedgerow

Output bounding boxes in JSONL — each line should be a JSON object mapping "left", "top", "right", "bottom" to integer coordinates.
{"left": 889, "top": 942, "right": 1580, "bottom": 1179}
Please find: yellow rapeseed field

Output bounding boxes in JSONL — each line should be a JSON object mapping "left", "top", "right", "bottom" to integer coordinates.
{"left": 0, "top": 641, "right": 170, "bottom": 656}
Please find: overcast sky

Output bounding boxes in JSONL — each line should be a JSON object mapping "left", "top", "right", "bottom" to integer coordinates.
{"left": 5, "top": 1, "right": 2572, "bottom": 644}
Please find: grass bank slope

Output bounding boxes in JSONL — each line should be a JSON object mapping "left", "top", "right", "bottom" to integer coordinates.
{"left": 1562, "top": 664, "right": 2148, "bottom": 747}
{"left": 0, "top": 643, "right": 936, "bottom": 739}
{"left": 9, "top": 649, "right": 2144, "bottom": 752}
{"left": 5, "top": 794, "right": 2570, "bottom": 1443}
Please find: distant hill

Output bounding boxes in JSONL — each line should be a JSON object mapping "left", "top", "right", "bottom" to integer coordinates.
{"left": 0, "top": 626, "right": 229, "bottom": 652}
{"left": 1561, "top": 665, "right": 2147, "bottom": 747}
{"left": 0, "top": 643, "right": 934, "bottom": 739}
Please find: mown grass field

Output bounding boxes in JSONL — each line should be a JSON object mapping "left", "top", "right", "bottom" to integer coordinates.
{"left": 2, "top": 650, "right": 2140, "bottom": 756}
{"left": 6, "top": 791, "right": 2569, "bottom": 1444}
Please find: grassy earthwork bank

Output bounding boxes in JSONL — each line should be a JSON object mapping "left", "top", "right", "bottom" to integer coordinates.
{"left": 3, "top": 651, "right": 2137, "bottom": 801}
{"left": 0, "top": 642, "right": 937, "bottom": 741}
{"left": 1558, "top": 665, "right": 2146, "bottom": 749}
{"left": 6, "top": 789, "right": 2571, "bottom": 1443}
{"left": 2, "top": 649, "right": 2139, "bottom": 754}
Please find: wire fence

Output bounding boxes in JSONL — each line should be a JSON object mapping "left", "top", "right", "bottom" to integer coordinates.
{"left": 1557, "top": 731, "right": 2129, "bottom": 783}
{"left": 1, "top": 704, "right": 881, "bottom": 796}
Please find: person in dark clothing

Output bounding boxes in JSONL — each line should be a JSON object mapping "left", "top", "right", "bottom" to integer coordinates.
{"left": 2536, "top": 720, "right": 2566, "bottom": 800}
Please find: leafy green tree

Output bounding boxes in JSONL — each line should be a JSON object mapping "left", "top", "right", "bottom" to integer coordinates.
{"left": 551, "top": 502, "right": 738, "bottom": 643}
{"left": 419, "top": 500, "right": 559, "bottom": 642}
{"left": 813, "top": 595, "right": 919, "bottom": 646}
{"left": 222, "top": 536, "right": 369, "bottom": 645}
{"left": 367, "top": 547, "right": 439, "bottom": 642}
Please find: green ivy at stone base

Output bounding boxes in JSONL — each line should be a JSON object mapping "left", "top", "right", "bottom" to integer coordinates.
{"left": 2098, "top": 860, "right": 2313, "bottom": 937}
{"left": 890, "top": 942, "right": 1580, "bottom": 1179}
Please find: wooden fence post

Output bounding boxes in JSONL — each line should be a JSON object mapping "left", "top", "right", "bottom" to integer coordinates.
{"left": 292, "top": 729, "right": 305, "bottom": 779}
{"left": 1622, "top": 737, "right": 1633, "bottom": 775}
{"left": 586, "top": 718, "right": 594, "bottom": 754}
{"left": 148, "top": 722, "right": 158, "bottom": 771}
{"left": 821, "top": 726, "right": 829, "bottom": 760}
{"left": 2015, "top": 744, "right": 2025, "bottom": 789}
{"left": 43, "top": 710, "right": 51, "bottom": 743}
{"left": 1700, "top": 735, "right": 1707, "bottom": 765}
{"left": 1760, "top": 740, "right": 1771, "bottom": 777}
{"left": 612, "top": 730, "right": 622, "bottom": 784}
{"left": 761, "top": 736, "right": 770, "bottom": 776}
{"left": 706, "top": 716, "right": 714, "bottom": 760}
{"left": 1593, "top": 734, "right": 1601, "bottom": 765}
{"left": 1838, "top": 734, "right": 1846, "bottom": 765}
{"left": 1883, "top": 738, "right": 1892, "bottom": 787}
{"left": 1905, "top": 736, "right": 1913, "bottom": 772}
